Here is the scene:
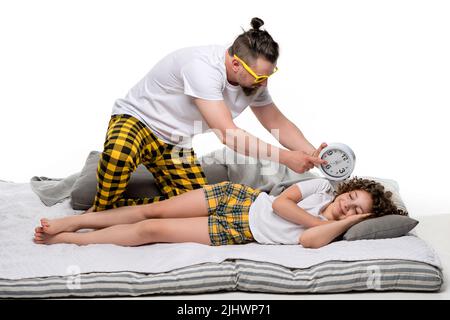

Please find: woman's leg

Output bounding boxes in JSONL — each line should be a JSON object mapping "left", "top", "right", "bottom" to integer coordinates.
{"left": 39, "top": 188, "right": 208, "bottom": 234}
{"left": 35, "top": 217, "right": 211, "bottom": 246}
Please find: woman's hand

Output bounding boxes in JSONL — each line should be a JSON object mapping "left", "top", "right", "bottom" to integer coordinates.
{"left": 298, "top": 213, "right": 374, "bottom": 248}
{"left": 344, "top": 213, "right": 373, "bottom": 226}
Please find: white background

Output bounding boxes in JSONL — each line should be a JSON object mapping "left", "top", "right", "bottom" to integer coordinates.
{"left": 1, "top": 0, "right": 449, "bottom": 216}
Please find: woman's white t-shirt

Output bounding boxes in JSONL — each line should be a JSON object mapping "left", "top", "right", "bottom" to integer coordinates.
{"left": 248, "top": 179, "right": 335, "bottom": 245}
{"left": 112, "top": 45, "right": 273, "bottom": 148}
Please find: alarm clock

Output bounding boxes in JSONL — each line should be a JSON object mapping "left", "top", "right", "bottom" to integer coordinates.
{"left": 318, "top": 143, "right": 356, "bottom": 181}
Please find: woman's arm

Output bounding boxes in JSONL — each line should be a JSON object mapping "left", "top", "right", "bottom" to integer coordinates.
{"left": 299, "top": 213, "right": 372, "bottom": 248}
{"left": 272, "top": 184, "right": 327, "bottom": 228}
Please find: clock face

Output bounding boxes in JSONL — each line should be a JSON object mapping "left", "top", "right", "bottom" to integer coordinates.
{"left": 320, "top": 148, "right": 353, "bottom": 180}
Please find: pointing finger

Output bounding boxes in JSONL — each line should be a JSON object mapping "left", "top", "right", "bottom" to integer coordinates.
{"left": 317, "top": 142, "right": 327, "bottom": 152}
{"left": 308, "top": 155, "right": 327, "bottom": 165}
{"left": 312, "top": 142, "right": 328, "bottom": 158}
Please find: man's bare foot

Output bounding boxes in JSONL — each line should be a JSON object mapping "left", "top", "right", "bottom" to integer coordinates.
{"left": 40, "top": 216, "right": 80, "bottom": 235}
{"left": 34, "top": 227, "right": 66, "bottom": 245}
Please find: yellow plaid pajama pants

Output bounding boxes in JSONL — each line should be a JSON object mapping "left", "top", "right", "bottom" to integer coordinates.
{"left": 93, "top": 114, "right": 208, "bottom": 211}
{"left": 203, "top": 182, "right": 261, "bottom": 246}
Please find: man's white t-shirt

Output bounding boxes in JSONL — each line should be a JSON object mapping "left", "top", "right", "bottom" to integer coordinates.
{"left": 248, "top": 179, "right": 335, "bottom": 245}
{"left": 112, "top": 45, "right": 273, "bottom": 148}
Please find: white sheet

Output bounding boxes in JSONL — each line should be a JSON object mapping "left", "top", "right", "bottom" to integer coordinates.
{"left": 0, "top": 181, "right": 442, "bottom": 280}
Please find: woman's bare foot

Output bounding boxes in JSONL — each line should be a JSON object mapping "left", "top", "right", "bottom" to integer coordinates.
{"left": 34, "top": 227, "right": 66, "bottom": 245}
{"left": 40, "top": 216, "right": 80, "bottom": 235}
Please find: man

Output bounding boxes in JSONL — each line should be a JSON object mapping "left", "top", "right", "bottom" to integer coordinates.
{"left": 92, "top": 17, "right": 326, "bottom": 212}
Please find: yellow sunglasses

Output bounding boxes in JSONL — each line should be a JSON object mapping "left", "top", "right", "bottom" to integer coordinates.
{"left": 233, "top": 54, "right": 278, "bottom": 84}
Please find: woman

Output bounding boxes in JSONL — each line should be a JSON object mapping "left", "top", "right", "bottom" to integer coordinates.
{"left": 33, "top": 177, "right": 405, "bottom": 249}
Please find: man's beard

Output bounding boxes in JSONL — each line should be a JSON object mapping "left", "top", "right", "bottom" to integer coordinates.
{"left": 241, "top": 85, "right": 259, "bottom": 96}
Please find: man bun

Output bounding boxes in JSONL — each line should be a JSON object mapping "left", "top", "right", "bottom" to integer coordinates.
{"left": 229, "top": 17, "right": 279, "bottom": 64}
{"left": 251, "top": 17, "right": 264, "bottom": 30}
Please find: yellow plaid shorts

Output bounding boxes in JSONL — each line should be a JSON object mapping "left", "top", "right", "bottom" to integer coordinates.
{"left": 93, "top": 114, "right": 208, "bottom": 211}
{"left": 204, "top": 182, "right": 261, "bottom": 246}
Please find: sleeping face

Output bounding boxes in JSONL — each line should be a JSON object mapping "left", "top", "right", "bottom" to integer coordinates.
{"left": 325, "top": 190, "right": 374, "bottom": 221}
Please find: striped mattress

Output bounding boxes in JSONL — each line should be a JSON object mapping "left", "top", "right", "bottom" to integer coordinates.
{"left": 0, "top": 259, "right": 443, "bottom": 298}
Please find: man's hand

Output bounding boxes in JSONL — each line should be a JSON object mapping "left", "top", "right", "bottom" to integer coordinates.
{"left": 283, "top": 150, "right": 327, "bottom": 173}
{"left": 311, "top": 142, "right": 328, "bottom": 158}
{"left": 311, "top": 142, "right": 328, "bottom": 168}
{"left": 282, "top": 142, "right": 328, "bottom": 174}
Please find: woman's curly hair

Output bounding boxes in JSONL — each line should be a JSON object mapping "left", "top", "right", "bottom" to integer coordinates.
{"left": 335, "top": 177, "right": 408, "bottom": 217}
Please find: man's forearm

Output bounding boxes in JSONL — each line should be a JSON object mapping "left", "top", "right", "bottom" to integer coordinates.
{"left": 221, "top": 127, "right": 288, "bottom": 164}
{"left": 273, "top": 118, "right": 315, "bottom": 154}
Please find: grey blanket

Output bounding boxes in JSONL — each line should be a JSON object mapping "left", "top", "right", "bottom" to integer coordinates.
{"left": 30, "top": 173, "right": 80, "bottom": 206}
{"left": 30, "top": 147, "right": 331, "bottom": 206}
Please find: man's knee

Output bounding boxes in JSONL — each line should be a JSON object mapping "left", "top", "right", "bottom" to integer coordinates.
{"left": 101, "top": 146, "right": 137, "bottom": 166}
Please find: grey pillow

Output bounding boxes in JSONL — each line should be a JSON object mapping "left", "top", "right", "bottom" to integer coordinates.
{"left": 343, "top": 215, "right": 419, "bottom": 241}
{"left": 342, "top": 176, "right": 418, "bottom": 240}
{"left": 70, "top": 151, "right": 229, "bottom": 210}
